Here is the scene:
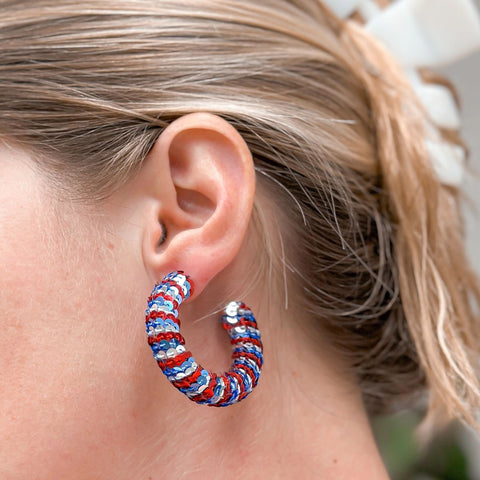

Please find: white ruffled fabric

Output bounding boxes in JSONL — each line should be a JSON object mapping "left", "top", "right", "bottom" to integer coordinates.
{"left": 365, "top": 0, "right": 480, "bottom": 68}
{"left": 321, "top": 0, "right": 480, "bottom": 187}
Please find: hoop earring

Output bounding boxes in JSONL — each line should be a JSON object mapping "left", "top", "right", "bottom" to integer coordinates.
{"left": 145, "top": 271, "right": 263, "bottom": 406}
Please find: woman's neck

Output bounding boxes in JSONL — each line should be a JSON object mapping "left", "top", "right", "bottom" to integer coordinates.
{"left": 128, "top": 297, "right": 390, "bottom": 480}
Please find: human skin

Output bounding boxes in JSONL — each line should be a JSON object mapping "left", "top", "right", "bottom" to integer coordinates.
{"left": 0, "top": 113, "right": 389, "bottom": 479}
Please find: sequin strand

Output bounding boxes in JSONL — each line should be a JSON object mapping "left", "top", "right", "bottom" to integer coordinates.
{"left": 145, "top": 271, "right": 263, "bottom": 406}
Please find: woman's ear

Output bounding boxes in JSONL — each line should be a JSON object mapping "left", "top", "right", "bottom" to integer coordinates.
{"left": 138, "top": 112, "right": 256, "bottom": 299}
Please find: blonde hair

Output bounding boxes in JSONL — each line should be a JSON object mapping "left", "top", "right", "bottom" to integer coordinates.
{"left": 1, "top": 0, "right": 479, "bottom": 428}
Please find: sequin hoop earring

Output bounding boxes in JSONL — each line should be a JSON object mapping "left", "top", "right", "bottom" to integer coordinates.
{"left": 145, "top": 271, "right": 263, "bottom": 406}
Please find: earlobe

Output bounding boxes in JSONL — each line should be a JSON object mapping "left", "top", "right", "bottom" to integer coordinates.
{"left": 141, "top": 112, "right": 256, "bottom": 299}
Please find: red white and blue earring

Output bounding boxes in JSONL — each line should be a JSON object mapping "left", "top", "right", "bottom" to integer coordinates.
{"left": 145, "top": 271, "right": 263, "bottom": 406}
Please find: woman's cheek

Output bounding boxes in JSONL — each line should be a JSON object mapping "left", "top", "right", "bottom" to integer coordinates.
{"left": 0, "top": 152, "right": 148, "bottom": 477}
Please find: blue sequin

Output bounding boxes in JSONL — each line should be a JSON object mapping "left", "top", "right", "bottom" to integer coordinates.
{"left": 229, "top": 330, "right": 261, "bottom": 341}
{"left": 213, "top": 381, "right": 224, "bottom": 396}
{"left": 162, "top": 357, "right": 195, "bottom": 377}
{"left": 197, "top": 369, "right": 209, "bottom": 386}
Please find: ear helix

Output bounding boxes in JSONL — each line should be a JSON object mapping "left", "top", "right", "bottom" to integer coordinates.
{"left": 145, "top": 271, "right": 263, "bottom": 406}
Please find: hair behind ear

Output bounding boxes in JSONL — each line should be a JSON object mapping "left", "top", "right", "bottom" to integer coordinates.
{"left": 343, "top": 21, "right": 480, "bottom": 431}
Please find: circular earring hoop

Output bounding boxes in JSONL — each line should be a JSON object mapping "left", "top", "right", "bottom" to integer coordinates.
{"left": 145, "top": 271, "right": 263, "bottom": 406}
